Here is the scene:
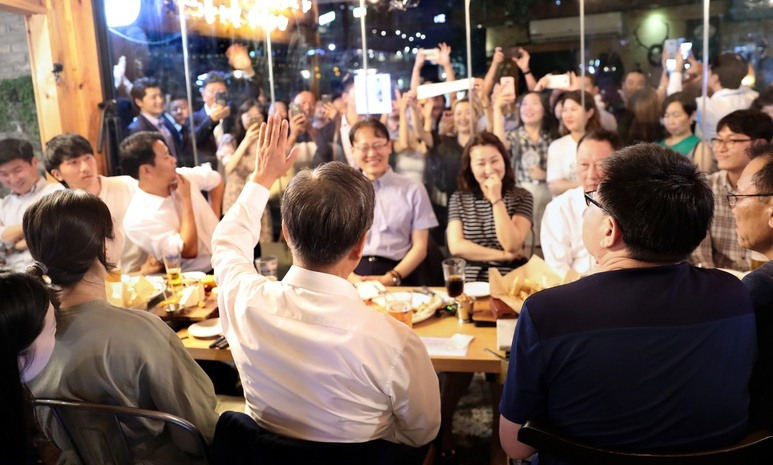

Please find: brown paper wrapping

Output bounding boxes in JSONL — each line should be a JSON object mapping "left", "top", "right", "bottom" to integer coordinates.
{"left": 488, "top": 256, "right": 580, "bottom": 318}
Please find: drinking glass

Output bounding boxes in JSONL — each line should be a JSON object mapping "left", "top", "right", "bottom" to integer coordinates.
{"left": 255, "top": 255, "right": 278, "bottom": 280}
{"left": 387, "top": 301, "right": 413, "bottom": 328}
{"left": 442, "top": 258, "right": 466, "bottom": 317}
{"left": 162, "top": 253, "right": 182, "bottom": 313}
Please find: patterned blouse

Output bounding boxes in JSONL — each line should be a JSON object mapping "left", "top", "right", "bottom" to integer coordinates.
{"left": 448, "top": 187, "right": 534, "bottom": 281}
{"left": 506, "top": 127, "right": 553, "bottom": 185}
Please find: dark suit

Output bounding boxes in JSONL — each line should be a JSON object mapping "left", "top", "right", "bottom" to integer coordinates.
{"left": 192, "top": 107, "right": 221, "bottom": 169}
{"left": 126, "top": 113, "right": 192, "bottom": 166}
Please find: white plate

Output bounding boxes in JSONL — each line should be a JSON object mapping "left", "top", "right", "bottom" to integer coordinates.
{"left": 188, "top": 318, "right": 223, "bottom": 338}
{"left": 183, "top": 271, "right": 206, "bottom": 281}
{"left": 464, "top": 281, "right": 490, "bottom": 297}
{"left": 717, "top": 268, "right": 749, "bottom": 280}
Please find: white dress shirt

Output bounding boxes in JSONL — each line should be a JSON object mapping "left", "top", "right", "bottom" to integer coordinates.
{"left": 0, "top": 177, "right": 63, "bottom": 271}
{"left": 546, "top": 135, "right": 578, "bottom": 185}
{"left": 541, "top": 186, "right": 591, "bottom": 275}
{"left": 667, "top": 73, "right": 758, "bottom": 141}
{"left": 98, "top": 175, "right": 146, "bottom": 273}
{"left": 212, "top": 181, "right": 441, "bottom": 447}
{"left": 123, "top": 166, "right": 220, "bottom": 272}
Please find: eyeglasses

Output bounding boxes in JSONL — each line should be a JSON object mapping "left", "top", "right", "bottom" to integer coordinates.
{"left": 726, "top": 193, "right": 773, "bottom": 208}
{"left": 584, "top": 190, "right": 609, "bottom": 213}
{"left": 710, "top": 138, "right": 753, "bottom": 149}
{"left": 353, "top": 141, "right": 389, "bottom": 153}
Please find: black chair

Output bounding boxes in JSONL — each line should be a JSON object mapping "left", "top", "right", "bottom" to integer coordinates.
{"left": 33, "top": 398, "right": 211, "bottom": 465}
{"left": 517, "top": 420, "right": 773, "bottom": 465}
{"left": 212, "top": 410, "right": 430, "bottom": 465}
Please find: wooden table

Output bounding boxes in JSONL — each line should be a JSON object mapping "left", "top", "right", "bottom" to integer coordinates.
{"left": 177, "top": 287, "right": 507, "bottom": 373}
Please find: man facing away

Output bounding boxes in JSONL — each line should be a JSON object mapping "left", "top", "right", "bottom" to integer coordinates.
{"left": 691, "top": 109, "right": 773, "bottom": 270}
{"left": 501, "top": 144, "right": 756, "bottom": 464}
{"left": 121, "top": 132, "right": 223, "bottom": 272}
{"left": 731, "top": 142, "right": 773, "bottom": 429}
{"left": 211, "top": 115, "right": 440, "bottom": 450}
{"left": 541, "top": 130, "right": 622, "bottom": 275}
{"left": 44, "top": 133, "right": 149, "bottom": 274}
{"left": 0, "top": 138, "right": 62, "bottom": 271}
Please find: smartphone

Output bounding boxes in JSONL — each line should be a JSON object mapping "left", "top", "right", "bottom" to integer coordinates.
{"left": 289, "top": 103, "right": 302, "bottom": 118}
{"left": 680, "top": 41, "right": 692, "bottom": 59}
{"left": 546, "top": 74, "right": 570, "bottom": 89}
{"left": 664, "top": 39, "right": 678, "bottom": 59}
{"left": 423, "top": 48, "right": 440, "bottom": 62}
{"left": 215, "top": 91, "right": 228, "bottom": 107}
{"left": 503, "top": 47, "right": 522, "bottom": 60}
{"left": 248, "top": 116, "right": 262, "bottom": 127}
{"left": 500, "top": 76, "right": 515, "bottom": 96}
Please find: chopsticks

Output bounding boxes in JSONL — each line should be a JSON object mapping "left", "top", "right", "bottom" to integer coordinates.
{"left": 208, "top": 336, "right": 229, "bottom": 349}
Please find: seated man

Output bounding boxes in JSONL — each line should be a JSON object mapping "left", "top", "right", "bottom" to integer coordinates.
{"left": 44, "top": 133, "right": 149, "bottom": 273}
{"left": 0, "top": 138, "right": 62, "bottom": 271}
{"left": 541, "top": 130, "right": 622, "bottom": 275}
{"left": 501, "top": 144, "right": 756, "bottom": 463}
{"left": 212, "top": 115, "right": 440, "bottom": 448}
{"left": 121, "top": 132, "right": 224, "bottom": 272}
{"left": 732, "top": 142, "right": 773, "bottom": 429}
{"left": 349, "top": 119, "right": 438, "bottom": 286}
{"left": 691, "top": 109, "right": 773, "bottom": 270}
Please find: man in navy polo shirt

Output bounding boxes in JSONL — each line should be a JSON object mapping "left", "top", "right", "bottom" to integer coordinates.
{"left": 500, "top": 144, "right": 756, "bottom": 464}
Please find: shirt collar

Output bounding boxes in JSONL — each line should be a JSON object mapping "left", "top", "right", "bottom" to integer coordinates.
{"left": 370, "top": 168, "right": 394, "bottom": 188}
{"left": 282, "top": 265, "right": 361, "bottom": 300}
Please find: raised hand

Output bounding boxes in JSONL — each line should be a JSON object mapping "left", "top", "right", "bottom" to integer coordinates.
{"left": 251, "top": 114, "right": 298, "bottom": 188}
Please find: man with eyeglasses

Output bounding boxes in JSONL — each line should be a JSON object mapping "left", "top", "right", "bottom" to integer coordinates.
{"left": 731, "top": 143, "right": 773, "bottom": 430}
{"left": 500, "top": 144, "right": 756, "bottom": 462}
{"left": 348, "top": 119, "right": 438, "bottom": 286}
{"left": 541, "top": 130, "right": 622, "bottom": 275}
{"left": 691, "top": 109, "right": 773, "bottom": 271}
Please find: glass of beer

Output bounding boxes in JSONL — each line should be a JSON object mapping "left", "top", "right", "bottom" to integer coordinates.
{"left": 387, "top": 301, "right": 413, "bottom": 328}
{"left": 442, "top": 258, "right": 466, "bottom": 312}
{"left": 163, "top": 253, "right": 182, "bottom": 313}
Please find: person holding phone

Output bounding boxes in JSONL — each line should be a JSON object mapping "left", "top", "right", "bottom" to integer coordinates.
{"left": 192, "top": 71, "right": 232, "bottom": 168}
{"left": 287, "top": 90, "right": 338, "bottom": 171}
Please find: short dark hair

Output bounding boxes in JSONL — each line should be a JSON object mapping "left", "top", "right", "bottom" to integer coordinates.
{"left": 281, "top": 162, "right": 375, "bottom": 268}
{"left": 44, "top": 133, "right": 93, "bottom": 173}
{"left": 597, "top": 143, "right": 714, "bottom": 263}
{"left": 119, "top": 131, "right": 165, "bottom": 179}
{"left": 562, "top": 90, "right": 602, "bottom": 132}
{"left": 349, "top": 118, "right": 390, "bottom": 145}
{"left": 662, "top": 91, "right": 697, "bottom": 118}
{"left": 748, "top": 143, "right": 773, "bottom": 194}
{"left": 752, "top": 87, "right": 773, "bottom": 111}
{"left": 711, "top": 53, "right": 749, "bottom": 89}
{"left": 0, "top": 138, "right": 35, "bottom": 165}
{"left": 130, "top": 77, "right": 161, "bottom": 106}
{"left": 202, "top": 71, "right": 227, "bottom": 88}
{"left": 717, "top": 109, "right": 773, "bottom": 142}
{"left": 577, "top": 129, "right": 623, "bottom": 152}
{"left": 24, "top": 189, "right": 116, "bottom": 287}
{"left": 457, "top": 131, "right": 516, "bottom": 193}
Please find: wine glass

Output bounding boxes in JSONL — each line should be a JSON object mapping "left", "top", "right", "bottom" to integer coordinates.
{"left": 442, "top": 258, "right": 466, "bottom": 318}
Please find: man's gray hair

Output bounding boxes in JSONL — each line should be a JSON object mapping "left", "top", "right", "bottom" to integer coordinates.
{"left": 281, "top": 162, "right": 375, "bottom": 267}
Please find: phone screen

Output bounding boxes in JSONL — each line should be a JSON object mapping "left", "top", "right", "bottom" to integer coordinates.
{"left": 680, "top": 42, "right": 692, "bottom": 59}
{"left": 666, "top": 58, "right": 676, "bottom": 73}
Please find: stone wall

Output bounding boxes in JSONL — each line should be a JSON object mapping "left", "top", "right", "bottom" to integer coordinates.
{"left": 0, "top": 11, "right": 30, "bottom": 81}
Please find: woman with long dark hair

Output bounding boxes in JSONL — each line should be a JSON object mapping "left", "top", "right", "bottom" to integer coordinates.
{"left": 0, "top": 271, "right": 56, "bottom": 464}
{"left": 23, "top": 189, "right": 217, "bottom": 463}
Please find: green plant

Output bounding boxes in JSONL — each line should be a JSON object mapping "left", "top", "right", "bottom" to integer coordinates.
{"left": 0, "top": 75, "right": 39, "bottom": 141}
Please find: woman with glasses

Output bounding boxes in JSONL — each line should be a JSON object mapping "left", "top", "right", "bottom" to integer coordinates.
{"left": 1, "top": 271, "right": 57, "bottom": 465}
{"left": 659, "top": 92, "right": 714, "bottom": 172}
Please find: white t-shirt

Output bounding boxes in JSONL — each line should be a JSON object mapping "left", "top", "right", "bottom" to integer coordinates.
{"left": 98, "top": 175, "right": 146, "bottom": 273}
{"left": 541, "top": 186, "right": 591, "bottom": 275}
{"left": 546, "top": 134, "right": 578, "bottom": 185}
{"left": 123, "top": 166, "right": 221, "bottom": 272}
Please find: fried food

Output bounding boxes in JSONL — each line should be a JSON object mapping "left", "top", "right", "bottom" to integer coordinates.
{"left": 509, "top": 276, "right": 543, "bottom": 302}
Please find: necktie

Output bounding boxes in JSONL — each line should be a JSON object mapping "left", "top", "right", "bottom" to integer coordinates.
{"left": 157, "top": 120, "right": 177, "bottom": 157}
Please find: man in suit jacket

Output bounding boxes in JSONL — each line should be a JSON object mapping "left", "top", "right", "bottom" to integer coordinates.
{"left": 192, "top": 72, "right": 232, "bottom": 169}
{"left": 127, "top": 77, "right": 189, "bottom": 165}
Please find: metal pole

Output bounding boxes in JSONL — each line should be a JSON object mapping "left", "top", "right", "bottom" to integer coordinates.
{"left": 266, "top": 29, "right": 276, "bottom": 108}
{"left": 179, "top": 6, "right": 199, "bottom": 166}
{"left": 359, "top": 0, "right": 369, "bottom": 116}
{"left": 580, "top": 0, "right": 585, "bottom": 109}
{"left": 701, "top": 0, "right": 710, "bottom": 144}
{"left": 465, "top": 0, "right": 473, "bottom": 133}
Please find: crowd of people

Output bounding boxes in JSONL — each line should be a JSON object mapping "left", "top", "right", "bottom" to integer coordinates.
{"left": 2, "top": 40, "right": 773, "bottom": 465}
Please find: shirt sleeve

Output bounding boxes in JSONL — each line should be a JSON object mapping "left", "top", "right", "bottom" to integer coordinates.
{"left": 410, "top": 182, "right": 439, "bottom": 231}
{"left": 500, "top": 305, "right": 548, "bottom": 425}
{"left": 123, "top": 211, "right": 184, "bottom": 260}
{"left": 546, "top": 139, "right": 567, "bottom": 183}
{"left": 179, "top": 165, "right": 222, "bottom": 192}
{"left": 540, "top": 198, "right": 571, "bottom": 274}
{"left": 507, "top": 188, "right": 533, "bottom": 223}
{"left": 447, "top": 191, "right": 462, "bottom": 222}
{"left": 388, "top": 332, "right": 442, "bottom": 446}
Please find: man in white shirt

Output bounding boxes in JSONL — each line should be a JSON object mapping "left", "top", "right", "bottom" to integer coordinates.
{"left": 668, "top": 53, "right": 758, "bottom": 141}
{"left": 541, "top": 130, "right": 621, "bottom": 275}
{"left": 212, "top": 115, "right": 440, "bottom": 450}
{"left": 121, "top": 132, "right": 224, "bottom": 272}
{"left": 44, "top": 133, "right": 150, "bottom": 273}
{"left": 0, "top": 138, "right": 63, "bottom": 271}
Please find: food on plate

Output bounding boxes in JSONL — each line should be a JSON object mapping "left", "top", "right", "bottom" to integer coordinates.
{"left": 508, "top": 276, "right": 544, "bottom": 301}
